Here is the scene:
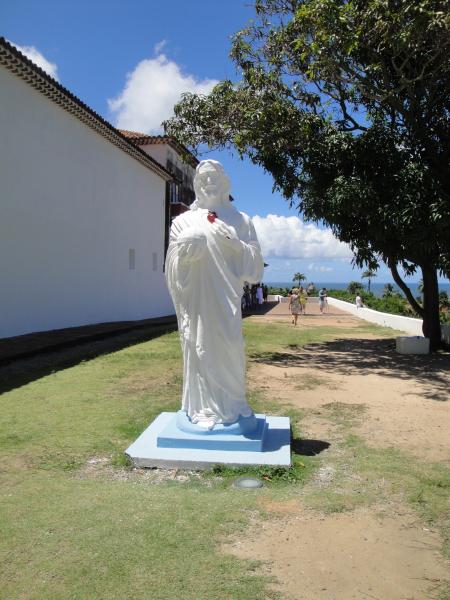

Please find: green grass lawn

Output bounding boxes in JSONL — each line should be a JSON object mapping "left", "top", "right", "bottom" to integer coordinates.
{"left": 0, "top": 320, "right": 448, "bottom": 599}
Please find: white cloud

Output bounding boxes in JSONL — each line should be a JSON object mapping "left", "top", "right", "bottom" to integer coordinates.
{"left": 154, "top": 40, "right": 167, "bottom": 54}
{"left": 11, "top": 42, "right": 59, "bottom": 80}
{"left": 252, "top": 214, "right": 352, "bottom": 260}
{"left": 307, "top": 263, "right": 333, "bottom": 273}
{"left": 108, "top": 50, "right": 218, "bottom": 133}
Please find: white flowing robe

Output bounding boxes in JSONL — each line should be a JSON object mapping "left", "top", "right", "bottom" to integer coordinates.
{"left": 165, "top": 203, "right": 264, "bottom": 425}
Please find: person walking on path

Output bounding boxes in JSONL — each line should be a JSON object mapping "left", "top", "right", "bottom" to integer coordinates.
{"left": 289, "top": 288, "right": 301, "bottom": 325}
{"left": 299, "top": 286, "right": 307, "bottom": 315}
{"left": 319, "top": 287, "right": 328, "bottom": 314}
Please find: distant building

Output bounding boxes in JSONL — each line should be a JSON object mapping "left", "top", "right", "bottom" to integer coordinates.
{"left": 0, "top": 37, "right": 175, "bottom": 340}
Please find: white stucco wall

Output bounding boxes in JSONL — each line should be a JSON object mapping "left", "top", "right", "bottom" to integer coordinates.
{"left": 142, "top": 143, "right": 196, "bottom": 191}
{"left": 0, "top": 66, "right": 174, "bottom": 339}
{"left": 141, "top": 143, "right": 168, "bottom": 167}
{"left": 327, "top": 297, "right": 423, "bottom": 335}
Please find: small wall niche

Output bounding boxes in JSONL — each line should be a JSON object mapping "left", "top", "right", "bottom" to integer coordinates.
{"left": 129, "top": 249, "right": 136, "bottom": 270}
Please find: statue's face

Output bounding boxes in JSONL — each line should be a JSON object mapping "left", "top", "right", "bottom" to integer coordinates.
{"left": 194, "top": 162, "right": 229, "bottom": 209}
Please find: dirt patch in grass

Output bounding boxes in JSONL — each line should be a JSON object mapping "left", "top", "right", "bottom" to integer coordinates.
{"left": 76, "top": 455, "right": 207, "bottom": 485}
{"left": 225, "top": 505, "right": 450, "bottom": 600}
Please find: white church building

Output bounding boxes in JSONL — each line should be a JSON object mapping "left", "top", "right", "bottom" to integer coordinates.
{"left": 0, "top": 37, "right": 185, "bottom": 340}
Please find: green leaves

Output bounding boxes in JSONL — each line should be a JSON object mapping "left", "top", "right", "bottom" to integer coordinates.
{"left": 164, "top": 0, "right": 450, "bottom": 345}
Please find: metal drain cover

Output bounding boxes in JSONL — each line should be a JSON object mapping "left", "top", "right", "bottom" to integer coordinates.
{"left": 233, "top": 477, "right": 263, "bottom": 489}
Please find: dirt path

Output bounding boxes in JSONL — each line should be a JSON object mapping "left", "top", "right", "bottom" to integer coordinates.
{"left": 228, "top": 505, "right": 448, "bottom": 600}
{"left": 249, "top": 301, "right": 450, "bottom": 461}
{"left": 229, "top": 302, "right": 450, "bottom": 599}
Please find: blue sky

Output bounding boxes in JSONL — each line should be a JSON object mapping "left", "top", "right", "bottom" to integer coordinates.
{"left": 2, "top": 0, "right": 445, "bottom": 285}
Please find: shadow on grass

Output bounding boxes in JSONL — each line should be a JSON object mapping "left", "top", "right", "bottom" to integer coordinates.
{"left": 242, "top": 301, "right": 279, "bottom": 317}
{"left": 251, "top": 337, "right": 450, "bottom": 402}
{"left": 0, "top": 325, "right": 177, "bottom": 395}
{"left": 292, "top": 438, "right": 331, "bottom": 456}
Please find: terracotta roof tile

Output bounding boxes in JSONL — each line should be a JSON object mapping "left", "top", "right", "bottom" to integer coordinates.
{"left": 118, "top": 129, "right": 148, "bottom": 139}
{"left": 118, "top": 130, "right": 199, "bottom": 168}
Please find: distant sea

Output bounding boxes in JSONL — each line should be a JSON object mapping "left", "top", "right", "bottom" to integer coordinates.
{"left": 267, "top": 281, "right": 450, "bottom": 298}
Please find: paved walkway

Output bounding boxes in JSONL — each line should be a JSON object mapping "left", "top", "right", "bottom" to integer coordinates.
{"left": 249, "top": 298, "right": 350, "bottom": 319}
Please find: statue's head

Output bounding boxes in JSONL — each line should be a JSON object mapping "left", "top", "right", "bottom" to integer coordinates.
{"left": 193, "top": 160, "right": 231, "bottom": 209}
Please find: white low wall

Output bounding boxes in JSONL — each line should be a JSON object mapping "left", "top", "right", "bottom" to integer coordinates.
{"left": 267, "top": 293, "right": 449, "bottom": 343}
{"left": 327, "top": 297, "right": 423, "bottom": 335}
{"left": 442, "top": 324, "right": 450, "bottom": 346}
{"left": 267, "top": 295, "right": 290, "bottom": 303}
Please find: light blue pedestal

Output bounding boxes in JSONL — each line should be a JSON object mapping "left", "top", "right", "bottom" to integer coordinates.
{"left": 125, "top": 412, "right": 291, "bottom": 470}
{"left": 157, "top": 411, "right": 267, "bottom": 451}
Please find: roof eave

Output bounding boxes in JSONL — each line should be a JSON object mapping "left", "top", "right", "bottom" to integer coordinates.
{"left": 0, "top": 37, "right": 172, "bottom": 182}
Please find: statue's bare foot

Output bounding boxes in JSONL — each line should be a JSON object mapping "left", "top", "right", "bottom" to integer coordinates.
{"left": 196, "top": 418, "right": 216, "bottom": 430}
{"left": 191, "top": 412, "right": 217, "bottom": 430}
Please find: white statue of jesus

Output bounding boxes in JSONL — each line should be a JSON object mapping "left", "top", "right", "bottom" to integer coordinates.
{"left": 165, "top": 160, "right": 264, "bottom": 430}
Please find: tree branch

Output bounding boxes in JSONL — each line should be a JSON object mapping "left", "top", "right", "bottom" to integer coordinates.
{"left": 388, "top": 257, "right": 424, "bottom": 317}
{"left": 313, "top": 81, "right": 368, "bottom": 131}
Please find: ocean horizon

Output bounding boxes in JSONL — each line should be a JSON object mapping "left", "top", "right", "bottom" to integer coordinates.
{"left": 266, "top": 281, "right": 450, "bottom": 298}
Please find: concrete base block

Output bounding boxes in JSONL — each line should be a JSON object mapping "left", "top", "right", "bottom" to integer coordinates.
{"left": 396, "top": 336, "right": 430, "bottom": 354}
{"left": 125, "top": 412, "right": 291, "bottom": 470}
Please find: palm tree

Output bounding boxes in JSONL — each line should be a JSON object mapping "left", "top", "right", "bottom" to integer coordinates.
{"left": 292, "top": 272, "right": 306, "bottom": 287}
{"left": 361, "top": 269, "right": 376, "bottom": 293}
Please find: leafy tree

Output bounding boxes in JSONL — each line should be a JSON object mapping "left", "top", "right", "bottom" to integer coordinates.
{"left": 439, "top": 291, "right": 450, "bottom": 310}
{"left": 292, "top": 272, "right": 306, "bottom": 286}
{"left": 165, "top": 0, "right": 450, "bottom": 348}
{"left": 361, "top": 269, "right": 376, "bottom": 293}
{"left": 347, "top": 281, "right": 363, "bottom": 295}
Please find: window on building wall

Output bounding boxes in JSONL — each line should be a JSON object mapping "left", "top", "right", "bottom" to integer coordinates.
{"left": 169, "top": 182, "right": 179, "bottom": 203}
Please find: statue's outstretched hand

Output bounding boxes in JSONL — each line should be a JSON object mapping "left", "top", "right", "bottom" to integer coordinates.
{"left": 211, "top": 219, "right": 242, "bottom": 253}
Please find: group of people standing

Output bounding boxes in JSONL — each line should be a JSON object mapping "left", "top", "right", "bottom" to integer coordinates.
{"left": 289, "top": 286, "right": 328, "bottom": 325}
{"left": 242, "top": 283, "right": 268, "bottom": 310}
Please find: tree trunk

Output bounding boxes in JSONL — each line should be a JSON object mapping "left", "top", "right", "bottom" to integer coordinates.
{"left": 388, "top": 259, "right": 424, "bottom": 316}
{"left": 421, "top": 265, "right": 442, "bottom": 350}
